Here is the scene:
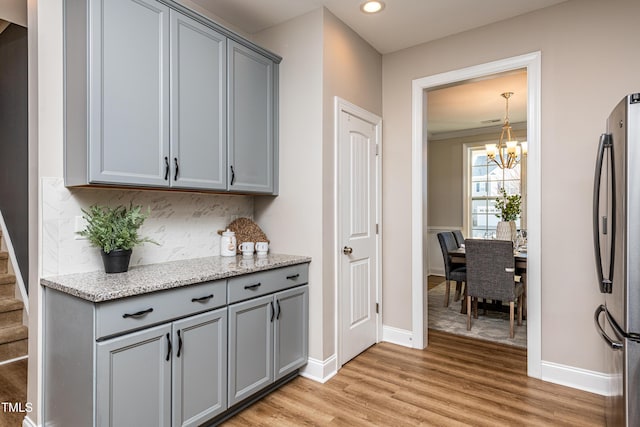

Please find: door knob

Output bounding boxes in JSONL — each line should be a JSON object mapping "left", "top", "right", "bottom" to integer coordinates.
{"left": 343, "top": 246, "right": 353, "bottom": 255}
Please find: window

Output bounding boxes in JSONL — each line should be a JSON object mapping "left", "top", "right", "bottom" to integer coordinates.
{"left": 468, "top": 147, "right": 523, "bottom": 238}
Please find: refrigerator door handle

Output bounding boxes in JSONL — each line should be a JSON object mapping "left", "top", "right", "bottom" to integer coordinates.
{"left": 594, "top": 305, "right": 623, "bottom": 350}
{"left": 593, "top": 133, "right": 615, "bottom": 293}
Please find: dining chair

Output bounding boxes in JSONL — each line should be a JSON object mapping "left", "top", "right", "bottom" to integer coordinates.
{"left": 436, "top": 232, "right": 466, "bottom": 307}
{"left": 452, "top": 230, "right": 465, "bottom": 248}
{"left": 465, "top": 239, "right": 524, "bottom": 338}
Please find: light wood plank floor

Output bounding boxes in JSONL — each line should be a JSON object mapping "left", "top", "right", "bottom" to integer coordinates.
{"left": 223, "top": 330, "right": 604, "bottom": 426}
{"left": 0, "top": 358, "right": 28, "bottom": 427}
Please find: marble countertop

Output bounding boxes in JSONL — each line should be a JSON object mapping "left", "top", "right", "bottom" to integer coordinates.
{"left": 41, "top": 253, "right": 311, "bottom": 303}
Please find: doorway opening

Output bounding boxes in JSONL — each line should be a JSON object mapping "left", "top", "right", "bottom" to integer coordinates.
{"left": 411, "top": 52, "right": 542, "bottom": 378}
{"left": 426, "top": 69, "right": 528, "bottom": 348}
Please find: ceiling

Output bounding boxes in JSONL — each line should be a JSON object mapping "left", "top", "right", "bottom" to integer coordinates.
{"left": 190, "top": 0, "right": 554, "bottom": 135}
{"left": 190, "top": 0, "right": 567, "bottom": 54}
{"left": 427, "top": 69, "right": 528, "bottom": 137}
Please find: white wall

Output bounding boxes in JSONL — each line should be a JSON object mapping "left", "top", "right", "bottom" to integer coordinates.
{"left": 382, "top": 0, "right": 640, "bottom": 373}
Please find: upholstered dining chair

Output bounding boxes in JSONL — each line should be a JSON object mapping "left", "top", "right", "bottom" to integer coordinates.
{"left": 436, "top": 232, "right": 466, "bottom": 307}
{"left": 465, "top": 239, "right": 524, "bottom": 338}
{"left": 452, "top": 230, "right": 465, "bottom": 248}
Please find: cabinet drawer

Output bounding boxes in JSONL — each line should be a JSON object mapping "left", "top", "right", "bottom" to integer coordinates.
{"left": 96, "top": 280, "right": 227, "bottom": 339}
{"left": 227, "top": 264, "right": 308, "bottom": 304}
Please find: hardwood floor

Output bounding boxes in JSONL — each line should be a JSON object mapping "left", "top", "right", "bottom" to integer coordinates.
{"left": 223, "top": 330, "right": 604, "bottom": 426}
{"left": 0, "top": 358, "right": 28, "bottom": 427}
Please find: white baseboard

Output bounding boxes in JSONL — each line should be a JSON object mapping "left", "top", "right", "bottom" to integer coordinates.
{"left": 382, "top": 325, "right": 414, "bottom": 348}
{"left": 541, "top": 360, "right": 610, "bottom": 396}
{"left": 300, "top": 354, "right": 338, "bottom": 384}
{"left": 429, "top": 267, "right": 445, "bottom": 276}
{"left": 22, "top": 415, "right": 37, "bottom": 427}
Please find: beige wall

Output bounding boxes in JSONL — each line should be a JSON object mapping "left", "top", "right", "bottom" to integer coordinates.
{"left": 383, "top": 0, "right": 640, "bottom": 372}
{"left": 253, "top": 9, "right": 325, "bottom": 358}
{"left": 254, "top": 8, "right": 382, "bottom": 362}
{"left": 0, "top": 0, "right": 26, "bottom": 27}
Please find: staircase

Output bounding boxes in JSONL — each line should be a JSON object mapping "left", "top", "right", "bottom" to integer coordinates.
{"left": 0, "top": 231, "right": 28, "bottom": 363}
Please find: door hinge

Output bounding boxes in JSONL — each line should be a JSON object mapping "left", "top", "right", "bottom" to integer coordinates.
{"left": 375, "top": 144, "right": 380, "bottom": 156}
{"left": 375, "top": 223, "right": 379, "bottom": 234}
{"left": 376, "top": 303, "right": 379, "bottom": 314}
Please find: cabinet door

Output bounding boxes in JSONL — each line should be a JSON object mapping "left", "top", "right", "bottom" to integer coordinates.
{"left": 228, "top": 294, "right": 274, "bottom": 406}
{"left": 274, "top": 285, "right": 309, "bottom": 380}
{"left": 227, "top": 40, "right": 275, "bottom": 194}
{"left": 96, "top": 323, "right": 172, "bottom": 427}
{"left": 172, "top": 308, "right": 228, "bottom": 427}
{"left": 170, "top": 11, "right": 227, "bottom": 190}
{"left": 88, "top": 0, "right": 170, "bottom": 186}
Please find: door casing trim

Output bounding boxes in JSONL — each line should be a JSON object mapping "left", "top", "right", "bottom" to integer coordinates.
{"left": 411, "top": 51, "right": 542, "bottom": 378}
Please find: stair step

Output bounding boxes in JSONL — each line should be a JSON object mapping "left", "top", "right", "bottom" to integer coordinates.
{"left": 0, "top": 298, "right": 23, "bottom": 325}
{"left": 0, "top": 252, "right": 7, "bottom": 274}
{"left": 0, "top": 274, "right": 16, "bottom": 298}
{"left": 0, "top": 325, "right": 27, "bottom": 345}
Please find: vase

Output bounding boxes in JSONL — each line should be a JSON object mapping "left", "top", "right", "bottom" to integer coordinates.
{"left": 101, "top": 249, "right": 132, "bottom": 273}
{"left": 496, "top": 221, "right": 514, "bottom": 241}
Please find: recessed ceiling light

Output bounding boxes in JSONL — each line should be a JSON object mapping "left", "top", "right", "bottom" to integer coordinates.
{"left": 360, "top": 1, "right": 385, "bottom": 14}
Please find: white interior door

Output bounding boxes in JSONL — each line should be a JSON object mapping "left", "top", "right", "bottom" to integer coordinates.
{"left": 338, "top": 104, "right": 380, "bottom": 366}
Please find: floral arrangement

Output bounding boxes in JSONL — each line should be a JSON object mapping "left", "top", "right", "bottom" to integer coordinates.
{"left": 494, "top": 187, "right": 521, "bottom": 222}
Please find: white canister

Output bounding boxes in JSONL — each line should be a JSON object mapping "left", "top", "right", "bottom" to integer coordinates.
{"left": 220, "top": 229, "right": 237, "bottom": 257}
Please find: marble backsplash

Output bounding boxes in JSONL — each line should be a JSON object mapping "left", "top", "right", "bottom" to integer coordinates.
{"left": 42, "top": 177, "right": 254, "bottom": 276}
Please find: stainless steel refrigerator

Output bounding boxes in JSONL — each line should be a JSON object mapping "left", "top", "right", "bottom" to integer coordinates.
{"left": 594, "top": 92, "right": 640, "bottom": 426}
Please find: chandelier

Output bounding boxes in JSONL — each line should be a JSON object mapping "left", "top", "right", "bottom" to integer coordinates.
{"left": 485, "top": 92, "right": 527, "bottom": 169}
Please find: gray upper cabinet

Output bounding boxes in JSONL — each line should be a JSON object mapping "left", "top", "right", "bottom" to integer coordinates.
{"left": 170, "top": 11, "right": 227, "bottom": 190}
{"left": 64, "top": 0, "right": 280, "bottom": 194}
{"left": 88, "top": 0, "right": 170, "bottom": 186}
{"left": 228, "top": 40, "right": 278, "bottom": 194}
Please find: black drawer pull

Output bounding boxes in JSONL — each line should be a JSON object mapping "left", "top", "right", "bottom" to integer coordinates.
{"left": 286, "top": 274, "right": 300, "bottom": 280}
{"left": 276, "top": 300, "right": 281, "bottom": 320}
{"left": 270, "top": 301, "right": 275, "bottom": 322}
{"left": 191, "top": 294, "right": 214, "bottom": 303}
{"left": 244, "top": 283, "right": 261, "bottom": 290}
{"left": 122, "top": 308, "right": 154, "bottom": 319}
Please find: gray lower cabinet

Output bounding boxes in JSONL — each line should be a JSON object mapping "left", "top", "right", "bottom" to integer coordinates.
{"left": 44, "top": 280, "right": 228, "bottom": 427}
{"left": 96, "top": 308, "right": 228, "bottom": 427}
{"left": 172, "top": 310, "right": 228, "bottom": 427}
{"left": 227, "top": 40, "right": 278, "bottom": 194}
{"left": 96, "top": 323, "right": 173, "bottom": 427}
{"left": 228, "top": 284, "right": 308, "bottom": 407}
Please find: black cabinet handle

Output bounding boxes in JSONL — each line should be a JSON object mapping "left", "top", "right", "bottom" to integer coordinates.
{"left": 191, "top": 294, "right": 214, "bottom": 303}
{"left": 244, "top": 283, "right": 261, "bottom": 290}
{"left": 230, "top": 165, "right": 235, "bottom": 186}
{"left": 286, "top": 274, "right": 300, "bottom": 280}
{"left": 270, "top": 301, "right": 275, "bottom": 322}
{"left": 176, "top": 330, "right": 183, "bottom": 358}
{"left": 164, "top": 157, "right": 169, "bottom": 180}
{"left": 174, "top": 157, "right": 179, "bottom": 181}
{"left": 165, "top": 333, "right": 172, "bottom": 362}
{"left": 122, "top": 308, "right": 153, "bottom": 319}
{"left": 276, "top": 300, "right": 281, "bottom": 320}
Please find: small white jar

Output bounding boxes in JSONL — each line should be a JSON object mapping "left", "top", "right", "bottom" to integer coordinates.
{"left": 220, "top": 229, "right": 237, "bottom": 257}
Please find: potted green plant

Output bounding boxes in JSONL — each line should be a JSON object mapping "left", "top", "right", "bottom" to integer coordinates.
{"left": 494, "top": 187, "right": 521, "bottom": 241}
{"left": 78, "top": 204, "right": 157, "bottom": 273}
